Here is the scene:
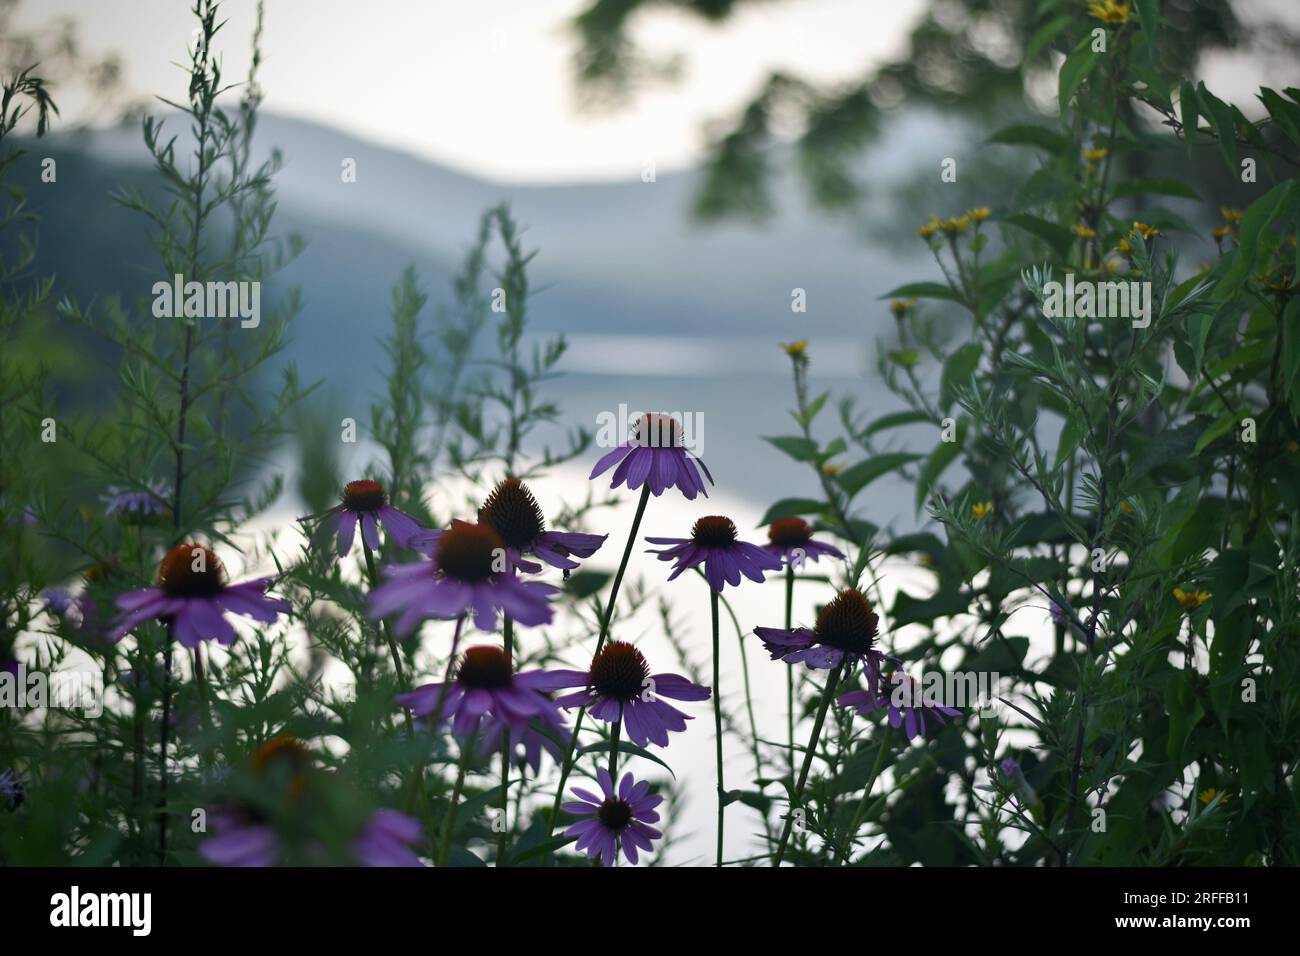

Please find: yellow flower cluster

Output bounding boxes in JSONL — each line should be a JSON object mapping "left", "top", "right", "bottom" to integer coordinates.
{"left": 916, "top": 208, "right": 989, "bottom": 237}
{"left": 1173, "top": 587, "right": 1211, "bottom": 610}
{"left": 1213, "top": 207, "right": 1243, "bottom": 243}
{"left": 1088, "top": 0, "right": 1130, "bottom": 26}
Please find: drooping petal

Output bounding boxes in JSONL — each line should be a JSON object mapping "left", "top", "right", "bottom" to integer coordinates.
{"left": 377, "top": 506, "right": 425, "bottom": 549}
{"left": 589, "top": 443, "right": 632, "bottom": 480}
{"left": 336, "top": 511, "right": 359, "bottom": 557}
{"left": 651, "top": 673, "right": 711, "bottom": 701}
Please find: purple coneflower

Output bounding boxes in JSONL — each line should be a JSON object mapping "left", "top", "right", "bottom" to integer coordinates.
{"left": 396, "top": 645, "right": 568, "bottom": 738}
{"left": 646, "top": 515, "right": 782, "bottom": 592}
{"left": 763, "top": 516, "right": 844, "bottom": 568}
{"left": 104, "top": 481, "right": 171, "bottom": 522}
{"left": 368, "top": 522, "right": 557, "bottom": 634}
{"left": 415, "top": 479, "right": 607, "bottom": 574}
{"left": 302, "top": 479, "right": 427, "bottom": 556}
{"left": 351, "top": 810, "right": 426, "bottom": 867}
{"left": 755, "top": 588, "right": 885, "bottom": 672}
{"left": 478, "top": 710, "right": 566, "bottom": 774}
{"left": 590, "top": 413, "right": 713, "bottom": 500}
{"left": 839, "top": 670, "right": 961, "bottom": 741}
{"left": 548, "top": 641, "right": 710, "bottom": 747}
{"left": 41, "top": 588, "right": 75, "bottom": 617}
{"left": 562, "top": 768, "right": 662, "bottom": 866}
{"left": 108, "top": 544, "right": 290, "bottom": 648}
{"left": 199, "top": 738, "right": 423, "bottom": 867}
{"left": 199, "top": 812, "right": 421, "bottom": 867}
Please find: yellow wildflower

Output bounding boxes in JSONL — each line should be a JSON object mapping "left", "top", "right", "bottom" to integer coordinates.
{"left": 1173, "top": 587, "right": 1211, "bottom": 610}
{"left": 1212, "top": 225, "right": 1230, "bottom": 239}
{"left": 1117, "top": 238, "right": 1132, "bottom": 254}
{"left": 940, "top": 214, "right": 971, "bottom": 235}
{"left": 1199, "top": 788, "right": 1231, "bottom": 806}
{"left": 820, "top": 462, "right": 843, "bottom": 477}
{"left": 1073, "top": 224, "right": 1097, "bottom": 239}
{"left": 972, "top": 501, "right": 994, "bottom": 519}
{"left": 1082, "top": 147, "right": 1109, "bottom": 162}
{"left": 1088, "top": 0, "right": 1130, "bottom": 25}
{"left": 1132, "top": 221, "right": 1161, "bottom": 240}
{"left": 890, "top": 299, "right": 916, "bottom": 318}
{"left": 1219, "top": 206, "right": 1244, "bottom": 224}
{"left": 1119, "top": 499, "right": 1133, "bottom": 514}
{"left": 968, "top": 206, "right": 992, "bottom": 222}
{"left": 782, "top": 340, "right": 809, "bottom": 358}
{"left": 916, "top": 216, "right": 941, "bottom": 238}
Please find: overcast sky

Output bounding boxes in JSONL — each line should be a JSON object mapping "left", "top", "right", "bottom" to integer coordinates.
{"left": 18, "top": 0, "right": 925, "bottom": 182}
{"left": 15, "top": 0, "right": 1298, "bottom": 184}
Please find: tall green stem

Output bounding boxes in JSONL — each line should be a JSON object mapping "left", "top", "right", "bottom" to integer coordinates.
{"left": 498, "top": 614, "right": 514, "bottom": 866}
{"left": 784, "top": 564, "right": 796, "bottom": 788}
{"left": 773, "top": 660, "right": 845, "bottom": 866}
{"left": 609, "top": 706, "right": 622, "bottom": 780}
{"left": 437, "top": 731, "right": 477, "bottom": 867}
{"left": 362, "top": 536, "right": 407, "bottom": 689}
{"left": 834, "top": 733, "right": 889, "bottom": 864}
{"left": 711, "top": 587, "right": 725, "bottom": 867}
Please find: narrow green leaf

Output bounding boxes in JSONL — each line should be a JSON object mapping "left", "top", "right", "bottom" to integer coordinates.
{"left": 836, "top": 452, "right": 923, "bottom": 497}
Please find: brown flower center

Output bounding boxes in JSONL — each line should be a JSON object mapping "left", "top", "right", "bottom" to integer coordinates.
{"left": 814, "top": 588, "right": 879, "bottom": 653}
{"left": 456, "top": 646, "right": 514, "bottom": 690}
{"left": 691, "top": 515, "right": 737, "bottom": 548}
{"left": 250, "top": 736, "right": 311, "bottom": 802}
{"left": 478, "top": 478, "right": 545, "bottom": 549}
{"left": 436, "top": 522, "right": 505, "bottom": 582}
{"left": 768, "top": 517, "right": 812, "bottom": 548}
{"left": 633, "top": 413, "right": 682, "bottom": 448}
{"left": 84, "top": 557, "right": 124, "bottom": 583}
{"left": 597, "top": 797, "right": 633, "bottom": 830}
{"left": 252, "top": 736, "right": 312, "bottom": 772}
{"left": 341, "top": 479, "right": 387, "bottom": 513}
{"left": 589, "top": 640, "right": 651, "bottom": 702}
{"left": 158, "top": 544, "right": 225, "bottom": 597}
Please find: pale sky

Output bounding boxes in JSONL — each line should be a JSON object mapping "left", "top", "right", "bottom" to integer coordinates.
{"left": 19, "top": 0, "right": 925, "bottom": 183}
{"left": 15, "top": 0, "right": 1298, "bottom": 184}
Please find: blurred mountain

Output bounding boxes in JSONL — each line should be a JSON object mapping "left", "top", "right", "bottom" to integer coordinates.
{"left": 12, "top": 110, "right": 936, "bottom": 381}
{"left": 6, "top": 111, "right": 943, "bottom": 509}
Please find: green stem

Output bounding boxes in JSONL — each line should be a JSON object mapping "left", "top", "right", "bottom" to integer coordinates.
{"left": 784, "top": 564, "right": 796, "bottom": 788}
{"left": 773, "top": 660, "right": 845, "bottom": 866}
{"left": 697, "top": 567, "right": 771, "bottom": 848}
{"left": 362, "top": 536, "right": 407, "bottom": 690}
{"left": 609, "top": 706, "right": 622, "bottom": 780}
{"left": 547, "top": 482, "right": 652, "bottom": 835}
{"left": 498, "top": 614, "right": 514, "bottom": 866}
{"left": 438, "top": 730, "right": 477, "bottom": 867}
{"left": 834, "top": 733, "right": 890, "bottom": 864}
{"left": 431, "top": 614, "right": 467, "bottom": 729}
{"left": 711, "top": 587, "right": 724, "bottom": 867}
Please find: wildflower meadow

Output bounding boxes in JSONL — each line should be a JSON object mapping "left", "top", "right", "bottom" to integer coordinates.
{"left": 0, "top": 0, "right": 1297, "bottom": 923}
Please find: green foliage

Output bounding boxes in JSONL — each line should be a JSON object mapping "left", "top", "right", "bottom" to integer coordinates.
{"left": 756, "top": 2, "right": 1300, "bottom": 865}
